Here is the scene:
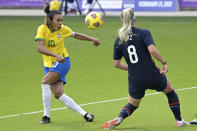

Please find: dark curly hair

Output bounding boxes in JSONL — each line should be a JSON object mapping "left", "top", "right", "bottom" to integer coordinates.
{"left": 44, "top": 2, "right": 62, "bottom": 27}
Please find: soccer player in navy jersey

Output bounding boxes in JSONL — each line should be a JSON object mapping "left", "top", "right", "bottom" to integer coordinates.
{"left": 102, "top": 8, "right": 190, "bottom": 129}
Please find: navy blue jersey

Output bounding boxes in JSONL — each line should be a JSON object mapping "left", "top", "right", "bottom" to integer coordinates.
{"left": 113, "top": 27, "right": 160, "bottom": 82}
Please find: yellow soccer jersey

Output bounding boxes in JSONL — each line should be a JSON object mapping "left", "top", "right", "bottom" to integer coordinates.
{"left": 35, "top": 24, "right": 72, "bottom": 67}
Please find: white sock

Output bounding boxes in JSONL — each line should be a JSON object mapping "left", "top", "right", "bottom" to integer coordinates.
{"left": 58, "top": 93, "right": 86, "bottom": 116}
{"left": 86, "top": 3, "right": 92, "bottom": 9}
{"left": 41, "top": 84, "right": 51, "bottom": 117}
{"left": 68, "top": 3, "right": 75, "bottom": 10}
{"left": 83, "top": 4, "right": 92, "bottom": 14}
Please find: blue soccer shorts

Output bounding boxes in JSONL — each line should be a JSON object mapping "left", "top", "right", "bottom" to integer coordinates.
{"left": 44, "top": 57, "right": 70, "bottom": 84}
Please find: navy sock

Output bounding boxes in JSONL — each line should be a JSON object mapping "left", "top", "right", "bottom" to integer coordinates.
{"left": 166, "top": 90, "right": 182, "bottom": 121}
{"left": 118, "top": 103, "right": 138, "bottom": 119}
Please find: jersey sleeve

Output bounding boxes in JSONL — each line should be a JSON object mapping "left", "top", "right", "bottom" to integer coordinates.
{"left": 35, "top": 25, "right": 45, "bottom": 41}
{"left": 62, "top": 25, "right": 73, "bottom": 38}
{"left": 143, "top": 30, "right": 155, "bottom": 47}
{"left": 113, "top": 37, "right": 122, "bottom": 60}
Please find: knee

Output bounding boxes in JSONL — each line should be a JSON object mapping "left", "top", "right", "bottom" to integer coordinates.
{"left": 128, "top": 98, "right": 140, "bottom": 107}
{"left": 163, "top": 83, "right": 173, "bottom": 94}
{"left": 42, "top": 77, "right": 49, "bottom": 84}
{"left": 130, "top": 101, "right": 140, "bottom": 107}
{"left": 54, "top": 91, "right": 63, "bottom": 99}
{"left": 51, "top": 82, "right": 64, "bottom": 99}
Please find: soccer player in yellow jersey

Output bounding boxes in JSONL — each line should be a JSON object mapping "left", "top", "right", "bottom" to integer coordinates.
{"left": 35, "top": 2, "right": 100, "bottom": 124}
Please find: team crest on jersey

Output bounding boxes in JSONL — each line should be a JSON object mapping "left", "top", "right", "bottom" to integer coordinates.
{"left": 57, "top": 34, "right": 61, "bottom": 38}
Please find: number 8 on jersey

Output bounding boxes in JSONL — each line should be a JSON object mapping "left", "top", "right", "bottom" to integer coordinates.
{"left": 127, "top": 45, "right": 138, "bottom": 64}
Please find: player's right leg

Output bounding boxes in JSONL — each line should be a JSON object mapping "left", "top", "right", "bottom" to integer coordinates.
{"left": 103, "top": 80, "right": 144, "bottom": 130}
{"left": 102, "top": 94, "right": 140, "bottom": 129}
{"left": 40, "top": 70, "right": 60, "bottom": 124}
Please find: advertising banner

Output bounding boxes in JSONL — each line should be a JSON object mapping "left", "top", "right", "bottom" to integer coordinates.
{"left": 0, "top": 0, "right": 179, "bottom": 12}
{"left": 90, "top": 0, "right": 178, "bottom": 11}
{"left": 179, "top": 0, "right": 197, "bottom": 7}
{"left": 134, "top": 0, "right": 178, "bottom": 11}
{"left": 0, "top": 0, "right": 46, "bottom": 7}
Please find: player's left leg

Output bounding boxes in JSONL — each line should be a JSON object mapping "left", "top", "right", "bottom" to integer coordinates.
{"left": 51, "top": 81, "right": 94, "bottom": 122}
{"left": 163, "top": 79, "right": 190, "bottom": 126}
{"left": 102, "top": 94, "right": 140, "bottom": 129}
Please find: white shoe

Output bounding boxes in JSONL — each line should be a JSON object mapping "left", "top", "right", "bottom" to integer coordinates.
{"left": 102, "top": 117, "right": 123, "bottom": 129}
{"left": 176, "top": 119, "right": 191, "bottom": 126}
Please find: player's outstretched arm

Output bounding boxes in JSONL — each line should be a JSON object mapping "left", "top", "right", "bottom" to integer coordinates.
{"left": 73, "top": 32, "right": 100, "bottom": 46}
{"left": 147, "top": 44, "right": 168, "bottom": 73}
{"left": 113, "top": 59, "right": 128, "bottom": 71}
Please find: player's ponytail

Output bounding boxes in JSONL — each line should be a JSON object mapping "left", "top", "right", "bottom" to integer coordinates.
{"left": 118, "top": 8, "right": 135, "bottom": 43}
{"left": 44, "top": 2, "right": 51, "bottom": 26}
{"left": 44, "top": 2, "right": 50, "bottom": 14}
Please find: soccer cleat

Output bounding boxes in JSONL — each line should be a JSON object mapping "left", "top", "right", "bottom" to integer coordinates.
{"left": 84, "top": 113, "right": 94, "bottom": 122}
{"left": 176, "top": 119, "right": 190, "bottom": 126}
{"left": 102, "top": 117, "right": 123, "bottom": 130}
{"left": 190, "top": 119, "right": 197, "bottom": 125}
{"left": 40, "top": 116, "right": 51, "bottom": 124}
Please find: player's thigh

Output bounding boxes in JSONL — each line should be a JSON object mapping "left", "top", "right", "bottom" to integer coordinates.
{"left": 42, "top": 71, "right": 60, "bottom": 85}
{"left": 151, "top": 74, "right": 167, "bottom": 92}
{"left": 51, "top": 81, "right": 64, "bottom": 98}
{"left": 128, "top": 79, "right": 146, "bottom": 100}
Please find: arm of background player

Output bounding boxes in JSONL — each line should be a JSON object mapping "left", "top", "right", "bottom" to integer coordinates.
{"left": 148, "top": 44, "right": 168, "bottom": 73}
{"left": 113, "top": 59, "right": 128, "bottom": 71}
{"left": 37, "top": 40, "right": 65, "bottom": 63}
{"left": 73, "top": 32, "right": 100, "bottom": 46}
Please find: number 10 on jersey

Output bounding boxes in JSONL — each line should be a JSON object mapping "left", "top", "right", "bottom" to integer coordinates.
{"left": 127, "top": 45, "right": 138, "bottom": 64}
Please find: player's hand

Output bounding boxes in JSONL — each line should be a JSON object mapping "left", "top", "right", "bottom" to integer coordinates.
{"left": 56, "top": 55, "right": 65, "bottom": 63}
{"left": 160, "top": 63, "right": 168, "bottom": 74}
{"left": 91, "top": 38, "right": 100, "bottom": 46}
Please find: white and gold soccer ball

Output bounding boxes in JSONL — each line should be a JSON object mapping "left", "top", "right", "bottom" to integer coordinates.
{"left": 85, "top": 12, "right": 103, "bottom": 29}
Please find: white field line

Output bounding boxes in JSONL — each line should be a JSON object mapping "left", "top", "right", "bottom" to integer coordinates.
{"left": 0, "top": 86, "right": 197, "bottom": 119}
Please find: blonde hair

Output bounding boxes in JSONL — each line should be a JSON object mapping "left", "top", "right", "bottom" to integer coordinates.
{"left": 118, "top": 8, "right": 135, "bottom": 43}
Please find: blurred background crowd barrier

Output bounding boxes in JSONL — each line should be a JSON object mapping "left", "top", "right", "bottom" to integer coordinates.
{"left": 0, "top": 0, "right": 197, "bottom": 12}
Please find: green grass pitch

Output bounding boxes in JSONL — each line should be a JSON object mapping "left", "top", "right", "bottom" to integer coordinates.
{"left": 0, "top": 16, "right": 197, "bottom": 131}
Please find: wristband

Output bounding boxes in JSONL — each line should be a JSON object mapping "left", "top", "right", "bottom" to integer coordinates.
{"left": 162, "top": 61, "right": 167, "bottom": 65}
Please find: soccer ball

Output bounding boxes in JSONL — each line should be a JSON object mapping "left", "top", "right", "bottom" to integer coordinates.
{"left": 85, "top": 12, "right": 103, "bottom": 29}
